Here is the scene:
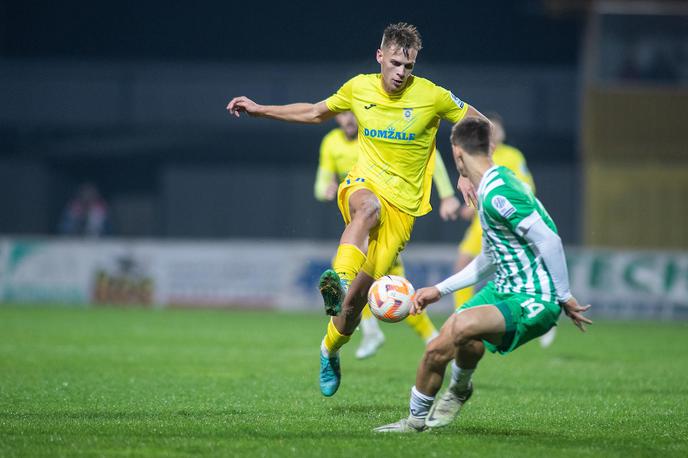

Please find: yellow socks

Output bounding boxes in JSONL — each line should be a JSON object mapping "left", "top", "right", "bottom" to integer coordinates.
{"left": 453, "top": 286, "right": 474, "bottom": 310}
{"left": 405, "top": 312, "right": 438, "bottom": 343}
{"left": 333, "top": 244, "right": 366, "bottom": 286}
{"left": 322, "top": 318, "right": 351, "bottom": 356}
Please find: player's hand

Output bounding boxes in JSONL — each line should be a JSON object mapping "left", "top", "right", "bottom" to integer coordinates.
{"left": 457, "top": 176, "right": 478, "bottom": 208}
{"left": 226, "top": 96, "right": 263, "bottom": 118}
{"left": 439, "top": 196, "right": 461, "bottom": 221}
{"left": 459, "top": 204, "right": 475, "bottom": 221}
{"left": 411, "top": 287, "right": 441, "bottom": 314}
{"left": 560, "top": 296, "right": 592, "bottom": 332}
{"left": 324, "top": 181, "right": 338, "bottom": 201}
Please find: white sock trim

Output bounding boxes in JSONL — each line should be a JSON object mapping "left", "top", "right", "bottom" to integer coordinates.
{"left": 411, "top": 386, "right": 435, "bottom": 402}
{"left": 410, "top": 386, "right": 435, "bottom": 419}
{"left": 450, "top": 361, "right": 474, "bottom": 390}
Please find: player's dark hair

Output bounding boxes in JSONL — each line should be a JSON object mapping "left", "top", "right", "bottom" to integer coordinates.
{"left": 381, "top": 22, "right": 422, "bottom": 56}
{"left": 450, "top": 118, "right": 491, "bottom": 156}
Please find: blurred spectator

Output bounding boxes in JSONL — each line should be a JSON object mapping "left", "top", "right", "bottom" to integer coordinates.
{"left": 58, "top": 183, "right": 109, "bottom": 237}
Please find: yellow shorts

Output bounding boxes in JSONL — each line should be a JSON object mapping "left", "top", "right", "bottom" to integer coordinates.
{"left": 338, "top": 177, "right": 415, "bottom": 279}
{"left": 458, "top": 215, "right": 483, "bottom": 257}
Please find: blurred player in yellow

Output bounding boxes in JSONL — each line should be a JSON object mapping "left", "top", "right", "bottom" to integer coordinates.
{"left": 453, "top": 113, "right": 556, "bottom": 347}
{"left": 315, "top": 111, "right": 462, "bottom": 359}
{"left": 227, "top": 22, "right": 489, "bottom": 397}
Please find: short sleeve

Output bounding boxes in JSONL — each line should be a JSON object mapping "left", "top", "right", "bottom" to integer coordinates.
{"left": 483, "top": 188, "right": 540, "bottom": 237}
{"left": 435, "top": 86, "right": 469, "bottom": 123}
{"left": 325, "top": 77, "right": 356, "bottom": 113}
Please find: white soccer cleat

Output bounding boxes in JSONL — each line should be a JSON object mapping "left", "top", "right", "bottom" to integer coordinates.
{"left": 425, "top": 383, "right": 473, "bottom": 428}
{"left": 539, "top": 327, "right": 557, "bottom": 348}
{"left": 373, "top": 416, "right": 426, "bottom": 433}
{"left": 355, "top": 331, "right": 385, "bottom": 359}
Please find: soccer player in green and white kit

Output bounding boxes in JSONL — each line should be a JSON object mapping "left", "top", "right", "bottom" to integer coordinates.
{"left": 374, "top": 117, "right": 592, "bottom": 433}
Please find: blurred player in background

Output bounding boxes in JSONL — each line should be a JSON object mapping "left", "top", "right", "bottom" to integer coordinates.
{"left": 453, "top": 113, "right": 556, "bottom": 348}
{"left": 314, "top": 111, "right": 462, "bottom": 359}
{"left": 375, "top": 118, "right": 591, "bottom": 433}
{"left": 227, "top": 22, "right": 489, "bottom": 397}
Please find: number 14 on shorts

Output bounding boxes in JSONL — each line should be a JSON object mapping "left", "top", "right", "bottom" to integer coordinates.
{"left": 520, "top": 298, "right": 544, "bottom": 318}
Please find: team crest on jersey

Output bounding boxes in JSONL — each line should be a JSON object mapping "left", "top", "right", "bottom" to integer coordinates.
{"left": 450, "top": 92, "right": 465, "bottom": 109}
{"left": 403, "top": 108, "right": 413, "bottom": 119}
{"left": 492, "top": 195, "right": 516, "bottom": 218}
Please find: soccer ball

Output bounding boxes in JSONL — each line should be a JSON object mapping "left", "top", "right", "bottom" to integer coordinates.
{"left": 367, "top": 275, "right": 415, "bottom": 323}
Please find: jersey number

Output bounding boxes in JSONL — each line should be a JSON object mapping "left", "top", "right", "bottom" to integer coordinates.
{"left": 520, "top": 298, "right": 544, "bottom": 319}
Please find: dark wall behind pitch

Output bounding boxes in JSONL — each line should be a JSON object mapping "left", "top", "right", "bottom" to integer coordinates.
{"left": 0, "top": 2, "right": 581, "bottom": 65}
{"left": 0, "top": 59, "right": 581, "bottom": 243}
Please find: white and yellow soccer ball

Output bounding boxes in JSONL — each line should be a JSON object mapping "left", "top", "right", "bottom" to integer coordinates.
{"left": 367, "top": 275, "right": 415, "bottom": 323}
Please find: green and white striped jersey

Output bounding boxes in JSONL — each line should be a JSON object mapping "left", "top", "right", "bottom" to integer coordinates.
{"left": 477, "top": 165, "right": 558, "bottom": 302}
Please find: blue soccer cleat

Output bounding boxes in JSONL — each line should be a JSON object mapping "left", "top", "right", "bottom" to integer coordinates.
{"left": 319, "top": 269, "right": 346, "bottom": 316}
{"left": 319, "top": 353, "right": 341, "bottom": 397}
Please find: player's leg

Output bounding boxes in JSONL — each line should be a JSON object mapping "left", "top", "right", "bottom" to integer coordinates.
{"left": 319, "top": 187, "right": 379, "bottom": 316}
{"left": 392, "top": 256, "right": 438, "bottom": 344}
{"left": 319, "top": 186, "right": 381, "bottom": 396}
{"left": 321, "top": 195, "right": 414, "bottom": 396}
{"left": 539, "top": 326, "right": 557, "bottom": 348}
{"left": 428, "top": 292, "right": 561, "bottom": 427}
{"left": 319, "top": 188, "right": 378, "bottom": 390}
{"left": 374, "top": 305, "right": 505, "bottom": 432}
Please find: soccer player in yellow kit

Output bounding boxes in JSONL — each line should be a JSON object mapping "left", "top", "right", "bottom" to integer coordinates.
{"left": 453, "top": 113, "right": 556, "bottom": 347}
{"left": 315, "top": 111, "right": 461, "bottom": 359}
{"left": 227, "top": 23, "right": 489, "bottom": 397}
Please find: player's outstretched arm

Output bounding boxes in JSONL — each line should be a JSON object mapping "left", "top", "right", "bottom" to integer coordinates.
{"left": 411, "top": 252, "right": 496, "bottom": 315}
{"left": 520, "top": 216, "right": 593, "bottom": 331}
{"left": 226, "top": 97, "right": 336, "bottom": 124}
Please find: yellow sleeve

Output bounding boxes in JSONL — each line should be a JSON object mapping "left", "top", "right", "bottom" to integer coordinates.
{"left": 432, "top": 150, "right": 455, "bottom": 199}
{"left": 435, "top": 85, "right": 469, "bottom": 123}
{"left": 314, "top": 134, "right": 337, "bottom": 201}
{"left": 325, "top": 76, "right": 356, "bottom": 113}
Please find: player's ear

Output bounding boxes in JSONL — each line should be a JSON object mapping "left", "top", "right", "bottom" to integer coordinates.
{"left": 376, "top": 49, "right": 383, "bottom": 64}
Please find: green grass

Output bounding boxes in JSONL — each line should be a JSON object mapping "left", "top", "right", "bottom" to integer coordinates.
{"left": 0, "top": 306, "right": 687, "bottom": 457}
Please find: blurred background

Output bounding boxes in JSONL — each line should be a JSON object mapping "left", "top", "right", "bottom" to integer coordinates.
{"left": 0, "top": 0, "right": 686, "bottom": 317}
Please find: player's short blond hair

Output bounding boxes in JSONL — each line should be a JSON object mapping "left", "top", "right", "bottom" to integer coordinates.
{"left": 381, "top": 22, "right": 422, "bottom": 54}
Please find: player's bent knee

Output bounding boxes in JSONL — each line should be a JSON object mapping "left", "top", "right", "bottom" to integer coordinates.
{"left": 451, "top": 316, "right": 481, "bottom": 347}
{"left": 422, "top": 338, "right": 455, "bottom": 368}
{"left": 351, "top": 198, "right": 381, "bottom": 228}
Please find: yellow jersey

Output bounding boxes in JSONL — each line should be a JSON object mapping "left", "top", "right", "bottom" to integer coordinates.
{"left": 325, "top": 74, "right": 468, "bottom": 216}
{"left": 493, "top": 144, "right": 535, "bottom": 192}
{"left": 314, "top": 127, "right": 456, "bottom": 202}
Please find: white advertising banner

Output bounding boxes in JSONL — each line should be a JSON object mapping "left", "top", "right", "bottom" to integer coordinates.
{"left": 0, "top": 238, "right": 686, "bottom": 319}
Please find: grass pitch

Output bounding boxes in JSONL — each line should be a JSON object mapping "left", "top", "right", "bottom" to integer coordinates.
{"left": 1, "top": 306, "right": 687, "bottom": 457}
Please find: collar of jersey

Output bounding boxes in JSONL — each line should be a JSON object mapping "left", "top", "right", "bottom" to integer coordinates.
{"left": 477, "top": 165, "right": 501, "bottom": 197}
